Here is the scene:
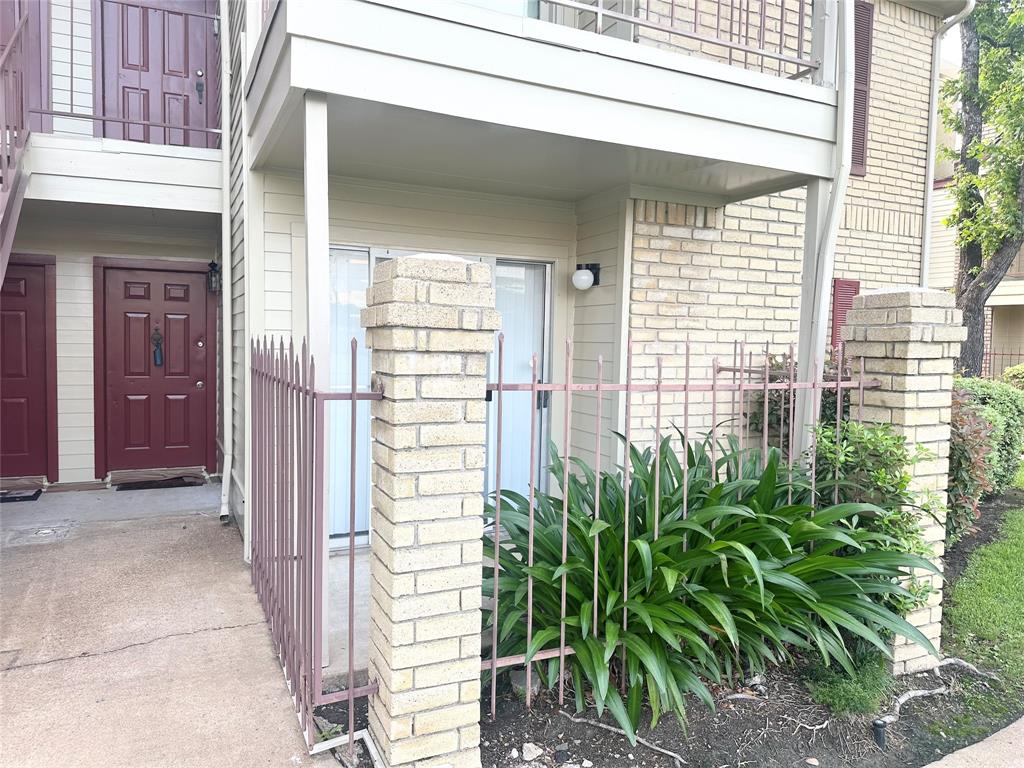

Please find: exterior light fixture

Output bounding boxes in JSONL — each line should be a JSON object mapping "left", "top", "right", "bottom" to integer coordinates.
{"left": 572, "top": 263, "right": 600, "bottom": 291}
{"left": 207, "top": 260, "right": 222, "bottom": 294}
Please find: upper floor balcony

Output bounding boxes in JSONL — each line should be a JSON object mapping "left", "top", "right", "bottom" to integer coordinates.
{"left": 1, "top": 0, "right": 222, "bottom": 221}
{"left": 246, "top": 0, "right": 845, "bottom": 205}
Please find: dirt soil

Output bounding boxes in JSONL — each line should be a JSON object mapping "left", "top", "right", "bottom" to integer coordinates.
{"left": 477, "top": 492, "right": 1024, "bottom": 768}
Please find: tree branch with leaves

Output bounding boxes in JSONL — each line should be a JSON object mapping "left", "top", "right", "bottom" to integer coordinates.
{"left": 941, "top": 0, "right": 1024, "bottom": 376}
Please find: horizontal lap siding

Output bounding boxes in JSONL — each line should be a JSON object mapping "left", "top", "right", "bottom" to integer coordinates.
{"left": 229, "top": 0, "right": 247, "bottom": 514}
{"left": 927, "top": 185, "right": 957, "bottom": 291}
{"left": 261, "top": 174, "right": 578, "bottom": 346}
{"left": 571, "top": 195, "right": 624, "bottom": 470}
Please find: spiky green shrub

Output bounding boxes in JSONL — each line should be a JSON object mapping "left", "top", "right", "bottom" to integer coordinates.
{"left": 483, "top": 436, "right": 938, "bottom": 742}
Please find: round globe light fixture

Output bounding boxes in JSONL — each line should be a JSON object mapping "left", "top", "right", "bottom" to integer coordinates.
{"left": 572, "top": 263, "right": 600, "bottom": 291}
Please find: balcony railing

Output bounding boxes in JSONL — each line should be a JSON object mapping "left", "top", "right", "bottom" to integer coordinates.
{"left": 537, "top": 0, "right": 815, "bottom": 76}
{"left": 28, "top": 0, "right": 221, "bottom": 149}
{"left": 0, "top": 11, "right": 29, "bottom": 206}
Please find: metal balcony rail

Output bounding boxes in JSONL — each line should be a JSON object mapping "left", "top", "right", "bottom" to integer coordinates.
{"left": 482, "top": 334, "right": 878, "bottom": 718}
{"left": 29, "top": 0, "right": 221, "bottom": 148}
{"left": 0, "top": 12, "right": 29, "bottom": 202}
{"left": 250, "top": 338, "right": 381, "bottom": 755}
{"left": 538, "top": 0, "right": 817, "bottom": 77}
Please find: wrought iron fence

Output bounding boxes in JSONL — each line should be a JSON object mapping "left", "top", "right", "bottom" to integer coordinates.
{"left": 982, "top": 346, "right": 1023, "bottom": 379}
{"left": 482, "top": 333, "right": 880, "bottom": 718}
{"left": 250, "top": 337, "right": 380, "bottom": 755}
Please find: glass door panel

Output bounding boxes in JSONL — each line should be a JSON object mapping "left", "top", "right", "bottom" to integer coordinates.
{"left": 487, "top": 259, "right": 551, "bottom": 499}
{"left": 327, "top": 247, "right": 373, "bottom": 539}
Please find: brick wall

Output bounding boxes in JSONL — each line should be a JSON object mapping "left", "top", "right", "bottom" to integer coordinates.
{"left": 628, "top": 1, "right": 938, "bottom": 434}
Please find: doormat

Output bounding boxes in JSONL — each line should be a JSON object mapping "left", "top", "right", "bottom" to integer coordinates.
{"left": 115, "top": 477, "right": 205, "bottom": 492}
{"left": 0, "top": 489, "right": 43, "bottom": 503}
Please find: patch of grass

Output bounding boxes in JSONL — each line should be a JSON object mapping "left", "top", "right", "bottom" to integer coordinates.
{"left": 947, "top": 508, "right": 1024, "bottom": 682}
{"left": 803, "top": 652, "right": 893, "bottom": 715}
{"left": 1013, "top": 463, "right": 1024, "bottom": 490}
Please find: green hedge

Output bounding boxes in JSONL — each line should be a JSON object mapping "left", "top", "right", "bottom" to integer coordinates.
{"left": 954, "top": 377, "right": 1024, "bottom": 495}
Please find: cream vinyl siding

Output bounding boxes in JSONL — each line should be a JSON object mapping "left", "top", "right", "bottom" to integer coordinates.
{"left": 928, "top": 184, "right": 958, "bottom": 291}
{"left": 228, "top": 0, "right": 247, "bottom": 516}
{"left": 260, "top": 173, "right": 579, "bottom": 337}
{"left": 12, "top": 215, "right": 218, "bottom": 483}
{"left": 570, "top": 192, "right": 627, "bottom": 470}
{"left": 259, "top": 173, "right": 592, "bottom": 462}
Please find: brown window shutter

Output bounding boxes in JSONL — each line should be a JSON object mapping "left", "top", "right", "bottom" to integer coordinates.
{"left": 831, "top": 278, "right": 861, "bottom": 350}
{"left": 851, "top": 1, "right": 873, "bottom": 177}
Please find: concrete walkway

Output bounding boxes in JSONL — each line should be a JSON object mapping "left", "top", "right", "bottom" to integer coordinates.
{"left": 0, "top": 485, "right": 332, "bottom": 768}
{"left": 923, "top": 717, "right": 1024, "bottom": 768}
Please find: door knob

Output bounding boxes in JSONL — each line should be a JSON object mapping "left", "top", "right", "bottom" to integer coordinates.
{"left": 196, "top": 380, "right": 205, "bottom": 389}
{"left": 195, "top": 69, "right": 205, "bottom": 105}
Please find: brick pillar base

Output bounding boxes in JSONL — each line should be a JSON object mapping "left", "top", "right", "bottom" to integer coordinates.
{"left": 842, "top": 288, "right": 966, "bottom": 674}
{"left": 362, "top": 255, "right": 499, "bottom": 767}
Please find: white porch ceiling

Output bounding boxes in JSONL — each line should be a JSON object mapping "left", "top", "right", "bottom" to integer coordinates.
{"left": 259, "top": 95, "right": 810, "bottom": 204}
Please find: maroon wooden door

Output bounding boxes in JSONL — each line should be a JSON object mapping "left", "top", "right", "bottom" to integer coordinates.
{"left": 98, "top": 0, "right": 218, "bottom": 148}
{"left": 103, "top": 268, "right": 210, "bottom": 471}
{"left": 0, "top": 264, "right": 49, "bottom": 478}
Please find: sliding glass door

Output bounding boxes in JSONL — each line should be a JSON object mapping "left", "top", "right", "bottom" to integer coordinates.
{"left": 327, "top": 249, "right": 552, "bottom": 542}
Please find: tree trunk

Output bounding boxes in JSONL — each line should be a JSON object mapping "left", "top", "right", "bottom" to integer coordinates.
{"left": 955, "top": 17, "right": 986, "bottom": 376}
{"left": 959, "top": 298, "right": 986, "bottom": 377}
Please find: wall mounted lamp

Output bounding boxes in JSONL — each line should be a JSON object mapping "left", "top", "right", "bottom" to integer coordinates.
{"left": 572, "top": 263, "right": 601, "bottom": 291}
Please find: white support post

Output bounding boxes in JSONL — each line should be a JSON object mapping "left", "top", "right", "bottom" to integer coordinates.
{"left": 812, "top": 0, "right": 839, "bottom": 87}
{"left": 795, "top": 0, "right": 854, "bottom": 457}
{"left": 303, "top": 90, "right": 330, "bottom": 367}
{"left": 303, "top": 90, "right": 331, "bottom": 668}
{"left": 794, "top": 179, "right": 834, "bottom": 456}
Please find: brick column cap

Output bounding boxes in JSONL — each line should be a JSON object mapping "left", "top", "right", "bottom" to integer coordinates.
{"left": 361, "top": 255, "right": 501, "bottom": 337}
{"left": 850, "top": 286, "right": 956, "bottom": 311}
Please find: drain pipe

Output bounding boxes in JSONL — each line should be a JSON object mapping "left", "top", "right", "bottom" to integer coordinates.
{"left": 921, "top": 0, "right": 976, "bottom": 288}
{"left": 218, "top": 0, "right": 234, "bottom": 522}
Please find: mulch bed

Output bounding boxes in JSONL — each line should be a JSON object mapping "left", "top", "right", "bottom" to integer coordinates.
{"left": 477, "top": 491, "right": 1024, "bottom": 768}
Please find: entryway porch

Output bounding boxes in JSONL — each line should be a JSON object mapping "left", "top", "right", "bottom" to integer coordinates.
{"left": 0, "top": 483, "right": 334, "bottom": 767}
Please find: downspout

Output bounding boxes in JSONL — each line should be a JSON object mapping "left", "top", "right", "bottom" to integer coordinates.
{"left": 218, "top": 0, "right": 233, "bottom": 522}
{"left": 921, "top": 0, "right": 976, "bottom": 288}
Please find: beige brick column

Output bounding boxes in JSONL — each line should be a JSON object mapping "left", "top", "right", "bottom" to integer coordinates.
{"left": 841, "top": 288, "right": 966, "bottom": 674}
{"left": 361, "top": 255, "right": 499, "bottom": 768}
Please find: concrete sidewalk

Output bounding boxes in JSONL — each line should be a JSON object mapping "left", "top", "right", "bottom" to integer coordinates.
{"left": 923, "top": 717, "right": 1024, "bottom": 768}
{"left": 0, "top": 485, "right": 333, "bottom": 768}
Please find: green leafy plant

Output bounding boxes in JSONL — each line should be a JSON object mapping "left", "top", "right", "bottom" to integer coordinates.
{"left": 803, "top": 649, "right": 893, "bottom": 716}
{"left": 483, "top": 436, "right": 939, "bottom": 743}
{"left": 955, "top": 376, "right": 1024, "bottom": 493}
{"left": 1003, "top": 364, "right": 1024, "bottom": 391}
{"left": 948, "top": 390, "right": 996, "bottom": 542}
{"left": 813, "top": 421, "right": 936, "bottom": 612}
{"left": 744, "top": 354, "right": 849, "bottom": 452}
